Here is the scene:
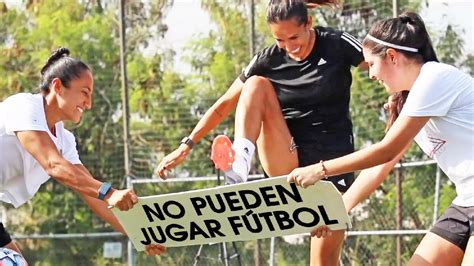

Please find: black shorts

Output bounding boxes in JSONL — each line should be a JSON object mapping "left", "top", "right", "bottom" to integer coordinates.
{"left": 291, "top": 131, "right": 355, "bottom": 193}
{"left": 430, "top": 204, "right": 474, "bottom": 251}
{"left": 0, "top": 223, "right": 12, "bottom": 247}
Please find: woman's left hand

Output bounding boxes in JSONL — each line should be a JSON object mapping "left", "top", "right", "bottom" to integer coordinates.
{"left": 144, "top": 244, "right": 167, "bottom": 255}
{"left": 287, "top": 164, "right": 324, "bottom": 188}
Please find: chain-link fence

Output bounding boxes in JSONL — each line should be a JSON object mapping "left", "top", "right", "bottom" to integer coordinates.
{"left": 9, "top": 160, "right": 447, "bottom": 265}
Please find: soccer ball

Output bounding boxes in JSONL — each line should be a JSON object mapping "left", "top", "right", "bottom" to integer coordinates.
{"left": 0, "top": 248, "right": 27, "bottom": 266}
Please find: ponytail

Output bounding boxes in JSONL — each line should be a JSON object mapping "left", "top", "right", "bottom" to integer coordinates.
{"left": 363, "top": 12, "right": 438, "bottom": 64}
{"left": 39, "top": 47, "right": 91, "bottom": 93}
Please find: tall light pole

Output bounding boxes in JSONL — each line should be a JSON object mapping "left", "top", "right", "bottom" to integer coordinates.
{"left": 119, "top": 0, "right": 131, "bottom": 178}
{"left": 119, "top": 2, "right": 133, "bottom": 263}
{"left": 249, "top": 0, "right": 256, "bottom": 58}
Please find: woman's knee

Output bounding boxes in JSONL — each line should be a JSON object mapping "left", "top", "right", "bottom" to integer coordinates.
{"left": 310, "top": 232, "right": 345, "bottom": 265}
{"left": 241, "top": 76, "right": 275, "bottom": 99}
{"left": 310, "top": 230, "right": 345, "bottom": 252}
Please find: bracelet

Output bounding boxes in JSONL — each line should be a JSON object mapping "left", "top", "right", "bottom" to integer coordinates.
{"left": 319, "top": 160, "right": 329, "bottom": 179}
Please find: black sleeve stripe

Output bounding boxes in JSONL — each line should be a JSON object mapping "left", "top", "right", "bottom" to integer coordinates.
{"left": 341, "top": 32, "right": 362, "bottom": 52}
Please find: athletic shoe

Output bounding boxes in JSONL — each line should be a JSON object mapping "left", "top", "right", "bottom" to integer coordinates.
{"left": 210, "top": 135, "right": 249, "bottom": 184}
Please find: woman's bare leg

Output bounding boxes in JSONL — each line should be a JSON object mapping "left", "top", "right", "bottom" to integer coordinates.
{"left": 310, "top": 230, "right": 345, "bottom": 265}
{"left": 408, "top": 232, "right": 464, "bottom": 265}
{"left": 462, "top": 236, "right": 474, "bottom": 265}
{"left": 235, "top": 76, "right": 345, "bottom": 265}
{"left": 234, "top": 76, "right": 298, "bottom": 175}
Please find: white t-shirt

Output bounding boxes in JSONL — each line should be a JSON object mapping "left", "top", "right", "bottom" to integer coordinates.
{"left": 0, "top": 93, "right": 81, "bottom": 207}
{"left": 401, "top": 62, "right": 474, "bottom": 207}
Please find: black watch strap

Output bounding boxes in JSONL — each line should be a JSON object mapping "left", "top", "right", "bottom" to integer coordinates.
{"left": 180, "top": 136, "right": 195, "bottom": 149}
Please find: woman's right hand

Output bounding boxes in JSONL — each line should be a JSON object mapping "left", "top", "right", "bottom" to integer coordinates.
{"left": 105, "top": 188, "right": 138, "bottom": 211}
{"left": 156, "top": 144, "right": 191, "bottom": 179}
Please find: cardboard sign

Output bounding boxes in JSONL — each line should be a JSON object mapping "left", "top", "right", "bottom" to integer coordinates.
{"left": 112, "top": 177, "right": 350, "bottom": 251}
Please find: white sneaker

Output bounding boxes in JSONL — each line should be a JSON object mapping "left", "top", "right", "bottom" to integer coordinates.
{"left": 210, "top": 135, "right": 249, "bottom": 184}
{"left": 225, "top": 152, "right": 249, "bottom": 184}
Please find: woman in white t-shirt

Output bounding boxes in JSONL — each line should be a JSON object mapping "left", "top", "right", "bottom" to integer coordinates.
{"left": 0, "top": 48, "right": 165, "bottom": 256}
{"left": 287, "top": 12, "right": 473, "bottom": 265}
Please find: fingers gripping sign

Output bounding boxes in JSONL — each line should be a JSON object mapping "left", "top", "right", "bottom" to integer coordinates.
{"left": 106, "top": 188, "right": 139, "bottom": 211}
{"left": 288, "top": 174, "right": 306, "bottom": 189}
{"left": 287, "top": 163, "right": 326, "bottom": 189}
{"left": 310, "top": 225, "right": 333, "bottom": 238}
{"left": 144, "top": 244, "right": 167, "bottom": 256}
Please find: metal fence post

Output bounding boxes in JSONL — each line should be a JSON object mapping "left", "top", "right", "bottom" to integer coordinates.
{"left": 395, "top": 165, "right": 403, "bottom": 266}
{"left": 119, "top": 0, "right": 131, "bottom": 178}
{"left": 269, "top": 237, "right": 275, "bottom": 266}
{"left": 127, "top": 176, "right": 135, "bottom": 266}
{"left": 119, "top": 0, "right": 133, "bottom": 264}
{"left": 433, "top": 166, "right": 441, "bottom": 224}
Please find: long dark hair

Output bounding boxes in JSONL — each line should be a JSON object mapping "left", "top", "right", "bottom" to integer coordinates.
{"left": 362, "top": 12, "right": 438, "bottom": 131}
{"left": 39, "top": 47, "right": 91, "bottom": 93}
{"left": 266, "top": 0, "right": 341, "bottom": 25}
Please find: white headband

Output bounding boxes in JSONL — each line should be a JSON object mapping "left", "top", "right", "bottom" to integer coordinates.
{"left": 365, "top": 34, "right": 419, "bottom": 53}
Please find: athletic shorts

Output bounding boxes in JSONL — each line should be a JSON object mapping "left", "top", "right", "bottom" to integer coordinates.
{"left": 430, "top": 204, "right": 474, "bottom": 251}
{"left": 289, "top": 126, "right": 355, "bottom": 193}
{"left": 0, "top": 223, "right": 12, "bottom": 247}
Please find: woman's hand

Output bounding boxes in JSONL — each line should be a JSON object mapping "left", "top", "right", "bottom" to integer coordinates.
{"left": 383, "top": 94, "right": 396, "bottom": 112}
{"left": 156, "top": 145, "right": 191, "bottom": 179}
{"left": 144, "top": 244, "right": 167, "bottom": 256}
{"left": 104, "top": 188, "right": 138, "bottom": 211}
{"left": 310, "top": 225, "right": 333, "bottom": 238}
{"left": 287, "top": 163, "right": 325, "bottom": 188}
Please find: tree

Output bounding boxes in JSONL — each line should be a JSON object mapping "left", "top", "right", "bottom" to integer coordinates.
{"left": 0, "top": 0, "right": 172, "bottom": 264}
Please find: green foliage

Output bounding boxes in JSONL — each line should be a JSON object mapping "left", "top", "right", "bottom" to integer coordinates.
{"left": 0, "top": 0, "right": 172, "bottom": 264}
{"left": 436, "top": 24, "right": 465, "bottom": 65}
{"left": 349, "top": 68, "right": 387, "bottom": 146}
{"left": 462, "top": 54, "right": 474, "bottom": 75}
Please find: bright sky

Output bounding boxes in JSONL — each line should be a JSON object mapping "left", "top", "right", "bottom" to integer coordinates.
{"left": 3, "top": 0, "right": 472, "bottom": 65}
{"left": 421, "top": 0, "right": 473, "bottom": 53}
{"left": 163, "top": 0, "right": 214, "bottom": 73}
{"left": 164, "top": 0, "right": 473, "bottom": 73}
{"left": 164, "top": 1, "right": 213, "bottom": 49}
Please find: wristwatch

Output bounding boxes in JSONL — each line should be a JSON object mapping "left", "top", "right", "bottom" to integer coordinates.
{"left": 98, "top": 182, "right": 112, "bottom": 200}
{"left": 180, "top": 136, "right": 195, "bottom": 149}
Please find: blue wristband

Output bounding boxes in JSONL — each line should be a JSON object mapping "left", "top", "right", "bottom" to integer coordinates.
{"left": 98, "top": 183, "right": 112, "bottom": 200}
